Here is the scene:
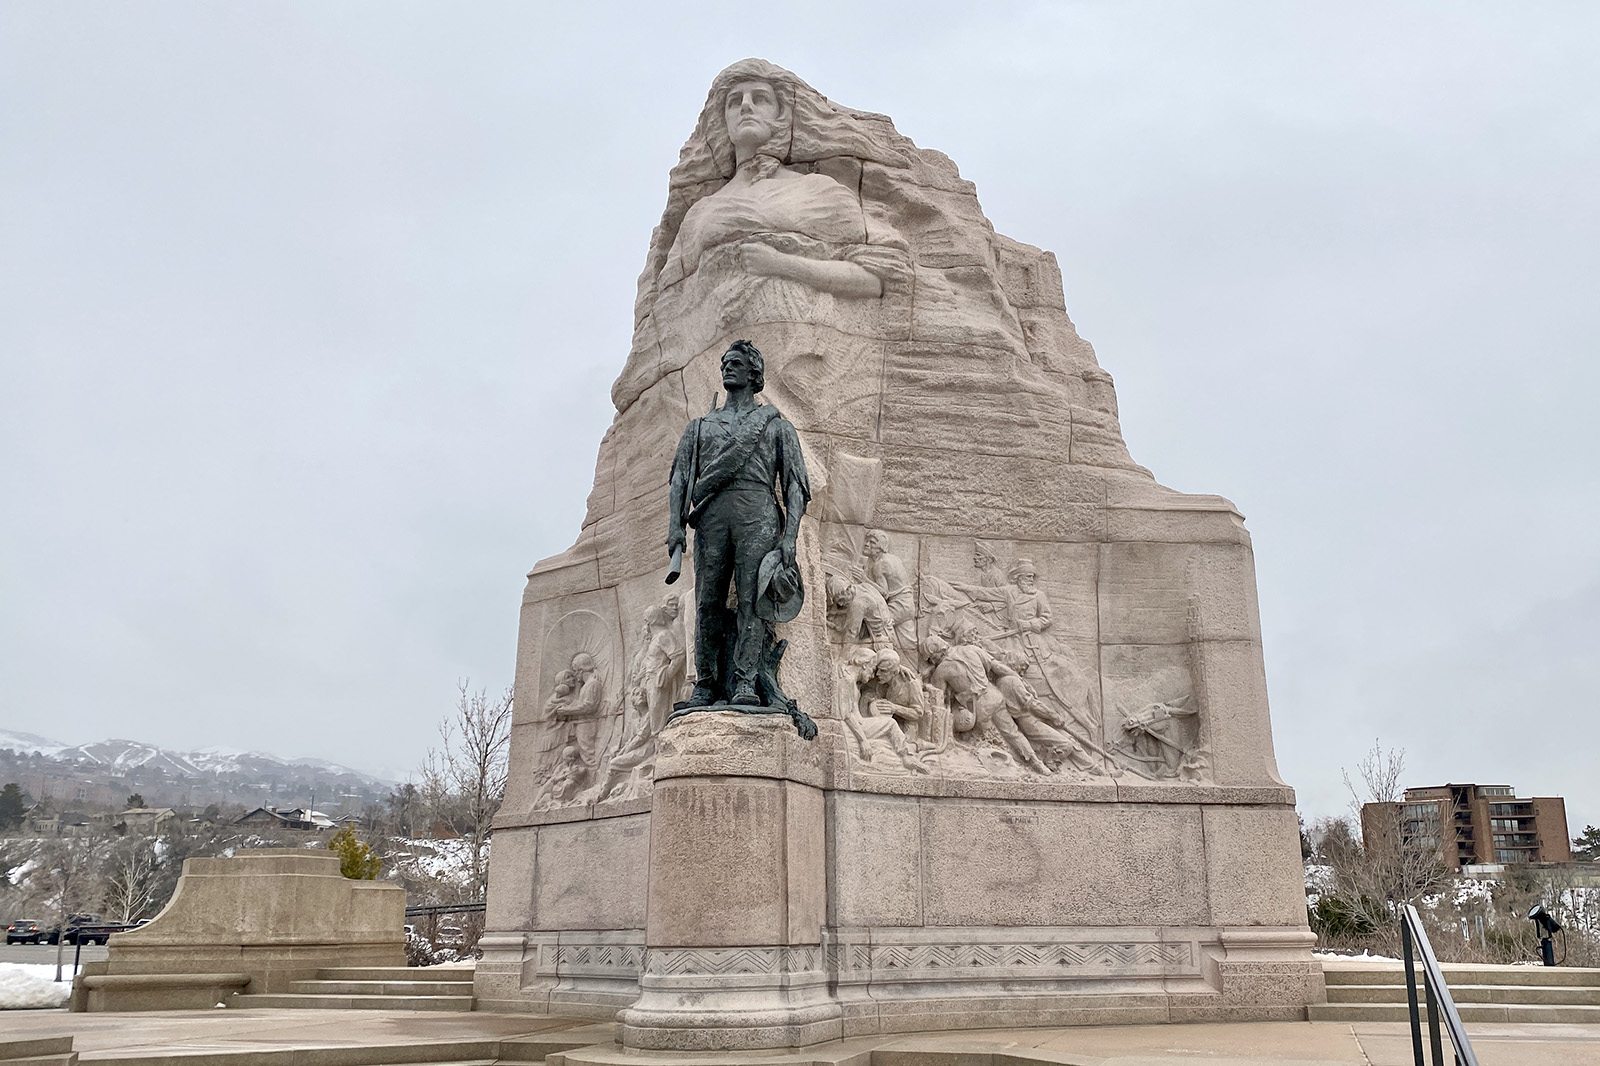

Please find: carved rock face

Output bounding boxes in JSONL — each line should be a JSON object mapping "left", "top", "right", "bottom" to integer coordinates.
{"left": 503, "top": 59, "right": 1286, "bottom": 815}
{"left": 722, "top": 79, "right": 785, "bottom": 161}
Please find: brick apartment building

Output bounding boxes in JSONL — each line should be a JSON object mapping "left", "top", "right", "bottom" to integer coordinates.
{"left": 1362, "top": 783, "right": 1572, "bottom": 869}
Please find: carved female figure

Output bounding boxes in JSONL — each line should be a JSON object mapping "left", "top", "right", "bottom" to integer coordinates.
{"left": 638, "top": 597, "right": 687, "bottom": 732}
{"left": 660, "top": 74, "right": 886, "bottom": 299}
{"left": 613, "top": 59, "right": 912, "bottom": 412}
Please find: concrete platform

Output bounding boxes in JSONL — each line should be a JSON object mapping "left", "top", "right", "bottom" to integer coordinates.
{"left": 2, "top": 1009, "right": 1598, "bottom": 1066}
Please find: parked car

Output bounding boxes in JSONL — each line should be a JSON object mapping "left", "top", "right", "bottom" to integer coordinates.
{"left": 5, "top": 919, "right": 45, "bottom": 945}
{"left": 45, "top": 913, "right": 108, "bottom": 946}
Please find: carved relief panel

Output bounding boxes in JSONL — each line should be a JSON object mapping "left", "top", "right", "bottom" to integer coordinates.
{"left": 815, "top": 521, "right": 1211, "bottom": 785}
{"left": 529, "top": 590, "right": 695, "bottom": 811}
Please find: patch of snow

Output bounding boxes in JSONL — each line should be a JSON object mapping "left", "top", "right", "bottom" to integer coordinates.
{"left": 1303, "top": 862, "right": 1335, "bottom": 905}
{"left": 0, "top": 964, "right": 73, "bottom": 1009}
{"left": 1313, "top": 950, "right": 1403, "bottom": 963}
{"left": 391, "top": 837, "right": 481, "bottom": 887}
{"left": 7, "top": 856, "right": 40, "bottom": 887}
{"left": 0, "top": 729, "right": 68, "bottom": 755}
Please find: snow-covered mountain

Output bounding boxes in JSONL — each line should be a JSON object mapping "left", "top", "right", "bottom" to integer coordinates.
{"left": 0, "top": 731, "right": 397, "bottom": 787}
{"left": 0, "top": 729, "right": 67, "bottom": 756}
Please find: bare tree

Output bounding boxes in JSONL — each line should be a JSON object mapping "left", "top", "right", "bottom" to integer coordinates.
{"left": 1343, "top": 738, "right": 1405, "bottom": 812}
{"left": 101, "top": 839, "right": 160, "bottom": 923}
{"left": 420, "top": 680, "right": 513, "bottom": 899}
{"left": 387, "top": 782, "right": 420, "bottom": 838}
{"left": 1311, "top": 741, "right": 1448, "bottom": 954}
{"left": 41, "top": 835, "right": 105, "bottom": 982}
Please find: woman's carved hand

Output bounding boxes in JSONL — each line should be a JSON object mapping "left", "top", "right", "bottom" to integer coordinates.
{"left": 739, "top": 240, "right": 884, "bottom": 299}
{"left": 740, "top": 241, "right": 792, "bottom": 277}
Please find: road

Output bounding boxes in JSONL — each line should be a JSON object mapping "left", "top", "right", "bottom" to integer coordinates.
{"left": 0, "top": 942, "right": 109, "bottom": 965}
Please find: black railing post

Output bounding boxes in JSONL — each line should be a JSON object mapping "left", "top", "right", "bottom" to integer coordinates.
{"left": 1402, "top": 917, "right": 1425, "bottom": 1066}
{"left": 1401, "top": 904, "right": 1480, "bottom": 1066}
{"left": 1424, "top": 966, "right": 1444, "bottom": 1065}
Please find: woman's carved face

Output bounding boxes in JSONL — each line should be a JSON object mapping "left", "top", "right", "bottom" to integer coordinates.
{"left": 724, "top": 79, "right": 781, "bottom": 154}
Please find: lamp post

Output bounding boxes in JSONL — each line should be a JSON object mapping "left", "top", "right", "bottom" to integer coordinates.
{"left": 1527, "top": 904, "right": 1562, "bottom": 967}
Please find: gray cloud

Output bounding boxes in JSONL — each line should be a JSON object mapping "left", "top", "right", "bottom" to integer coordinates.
{"left": 2, "top": 2, "right": 1596, "bottom": 829}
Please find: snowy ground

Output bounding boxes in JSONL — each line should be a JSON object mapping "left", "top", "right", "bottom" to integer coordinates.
{"left": 1312, "top": 949, "right": 1402, "bottom": 963}
{"left": 0, "top": 963, "right": 72, "bottom": 1010}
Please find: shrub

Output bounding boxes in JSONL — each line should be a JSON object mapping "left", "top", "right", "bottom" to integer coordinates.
{"left": 328, "top": 826, "right": 382, "bottom": 880}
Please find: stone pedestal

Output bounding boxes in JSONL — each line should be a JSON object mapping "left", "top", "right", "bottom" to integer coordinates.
{"left": 617, "top": 713, "right": 840, "bottom": 1049}
{"left": 71, "top": 848, "right": 404, "bottom": 1011}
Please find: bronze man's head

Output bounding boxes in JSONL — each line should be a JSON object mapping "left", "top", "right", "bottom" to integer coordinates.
{"left": 721, "top": 339, "right": 764, "bottom": 393}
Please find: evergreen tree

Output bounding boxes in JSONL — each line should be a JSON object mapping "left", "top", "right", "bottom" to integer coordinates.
{"left": 328, "top": 825, "right": 382, "bottom": 879}
{"left": 0, "top": 783, "right": 25, "bottom": 829}
{"left": 126, "top": 793, "right": 146, "bottom": 808}
{"left": 1574, "top": 825, "right": 1600, "bottom": 863}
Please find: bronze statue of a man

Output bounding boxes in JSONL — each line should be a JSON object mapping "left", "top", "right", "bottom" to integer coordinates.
{"left": 665, "top": 339, "right": 815, "bottom": 737}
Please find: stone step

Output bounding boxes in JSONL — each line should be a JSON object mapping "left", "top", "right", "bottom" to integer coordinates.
{"left": 2, "top": 1057, "right": 78, "bottom": 1066}
{"left": 292, "top": 979, "right": 477, "bottom": 996}
{"left": 1308, "top": 1001, "right": 1600, "bottom": 1024}
{"left": 1327, "top": 982, "right": 1600, "bottom": 1005}
{"left": 80, "top": 1044, "right": 498, "bottom": 1066}
{"left": 230, "top": 993, "right": 473, "bottom": 1011}
{"left": 496, "top": 1038, "right": 607, "bottom": 1065}
{"left": 1322, "top": 964, "right": 1600, "bottom": 986}
{"left": 313, "top": 966, "right": 474, "bottom": 983}
{"left": 0, "top": 1038, "right": 75, "bottom": 1062}
{"left": 85, "top": 1054, "right": 491, "bottom": 1066}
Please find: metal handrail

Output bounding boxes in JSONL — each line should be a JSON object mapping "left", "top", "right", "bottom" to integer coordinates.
{"left": 1400, "top": 903, "right": 1478, "bottom": 1066}
{"left": 404, "top": 902, "right": 486, "bottom": 918}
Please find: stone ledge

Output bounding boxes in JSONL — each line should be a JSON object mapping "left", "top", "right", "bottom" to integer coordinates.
{"left": 829, "top": 776, "right": 1296, "bottom": 805}
{"left": 654, "top": 711, "right": 827, "bottom": 787}
{"left": 72, "top": 971, "right": 252, "bottom": 1012}
{"left": 496, "top": 795, "right": 652, "bottom": 830}
{"left": 79, "top": 972, "right": 251, "bottom": 988}
{"left": 500, "top": 778, "right": 1297, "bottom": 826}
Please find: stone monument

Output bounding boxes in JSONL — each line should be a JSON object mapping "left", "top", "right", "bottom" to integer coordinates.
{"left": 72, "top": 848, "right": 404, "bottom": 1012}
{"left": 478, "top": 59, "right": 1320, "bottom": 1049}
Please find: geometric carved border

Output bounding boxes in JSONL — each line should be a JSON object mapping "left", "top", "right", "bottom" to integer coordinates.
{"left": 644, "top": 945, "right": 824, "bottom": 977}
{"left": 555, "top": 942, "right": 646, "bottom": 979}
{"left": 555, "top": 939, "right": 1188, "bottom": 982}
{"left": 833, "top": 940, "right": 1191, "bottom": 976}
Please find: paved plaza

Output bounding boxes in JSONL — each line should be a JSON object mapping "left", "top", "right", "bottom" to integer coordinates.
{"left": 3, "top": 1008, "right": 1597, "bottom": 1066}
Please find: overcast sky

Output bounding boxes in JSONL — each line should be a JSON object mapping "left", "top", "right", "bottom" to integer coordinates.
{"left": 3, "top": 3, "right": 1596, "bottom": 828}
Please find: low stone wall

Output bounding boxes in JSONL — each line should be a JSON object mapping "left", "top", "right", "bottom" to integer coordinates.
{"left": 71, "top": 848, "right": 405, "bottom": 1011}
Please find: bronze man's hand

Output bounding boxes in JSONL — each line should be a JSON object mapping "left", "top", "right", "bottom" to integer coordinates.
{"left": 666, "top": 527, "right": 686, "bottom": 557}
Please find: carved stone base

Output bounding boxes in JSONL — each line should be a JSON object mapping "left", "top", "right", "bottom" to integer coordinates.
{"left": 667, "top": 701, "right": 818, "bottom": 740}
{"left": 617, "top": 945, "right": 842, "bottom": 1050}
{"left": 619, "top": 713, "right": 834, "bottom": 1049}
